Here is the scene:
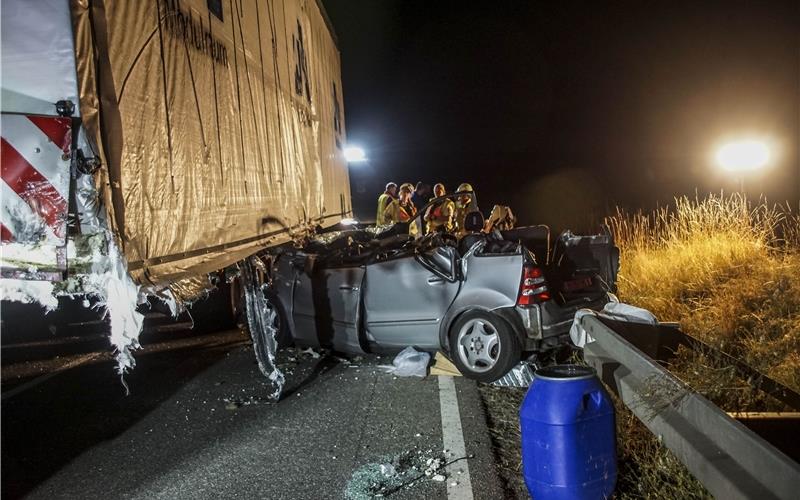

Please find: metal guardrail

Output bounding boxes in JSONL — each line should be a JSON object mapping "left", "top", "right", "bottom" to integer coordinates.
{"left": 581, "top": 315, "right": 800, "bottom": 500}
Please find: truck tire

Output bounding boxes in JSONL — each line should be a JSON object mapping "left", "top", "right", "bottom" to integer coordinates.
{"left": 449, "top": 310, "right": 521, "bottom": 383}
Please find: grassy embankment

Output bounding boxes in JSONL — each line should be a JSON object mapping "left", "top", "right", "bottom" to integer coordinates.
{"left": 481, "top": 194, "right": 800, "bottom": 499}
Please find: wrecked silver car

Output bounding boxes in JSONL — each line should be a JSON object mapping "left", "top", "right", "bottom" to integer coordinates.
{"left": 263, "top": 194, "right": 620, "bottom": 382}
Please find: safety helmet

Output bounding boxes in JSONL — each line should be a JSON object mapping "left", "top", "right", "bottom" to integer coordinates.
{"left": 385, "top": 182, "right": 398, "bottom": 191}
{"left": 457, "top": 183, "right": 473, "bottom": 193}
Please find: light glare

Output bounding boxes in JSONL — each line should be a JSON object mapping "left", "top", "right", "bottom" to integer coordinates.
{"left": 716, "top": 140, "right": 769, "bottom": 172}
{"left": 344, "top": 146, "right": 367, "bottom": 163}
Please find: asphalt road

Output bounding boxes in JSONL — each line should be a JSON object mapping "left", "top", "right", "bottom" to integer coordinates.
{"left": 1, "top": 326, "right": 504, "bottom": 499}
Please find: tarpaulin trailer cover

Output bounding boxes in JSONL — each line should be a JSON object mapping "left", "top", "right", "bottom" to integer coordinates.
{"left": 72, "top": 0, "right": 350, "bottom": 285}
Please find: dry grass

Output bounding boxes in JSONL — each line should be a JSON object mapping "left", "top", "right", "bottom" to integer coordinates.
{"left": 607, "top": 193, "right": 800, "bottom": 393}
{"left": 478, "top": 385, "right": 528, "bottom": 499}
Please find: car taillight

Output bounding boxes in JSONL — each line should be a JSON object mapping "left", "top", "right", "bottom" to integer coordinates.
{"left": 518, "top": 265, "right": 550, "bottom": 306}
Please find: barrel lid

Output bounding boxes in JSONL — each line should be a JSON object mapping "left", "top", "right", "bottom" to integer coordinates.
{"left": 534, "top": 364, "right": 596, "bottom": 381}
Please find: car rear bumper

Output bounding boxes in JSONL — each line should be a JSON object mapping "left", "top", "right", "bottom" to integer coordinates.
{"left": 511, "top": 294, "right": 610, "bottom": 348}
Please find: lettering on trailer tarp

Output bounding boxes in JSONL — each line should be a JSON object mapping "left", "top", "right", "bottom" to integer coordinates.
{"left": 164, "top": 0, "right": 229, "bottom": 67}
{"left": 293, "top": 20, "right": 311, "bottom": 104}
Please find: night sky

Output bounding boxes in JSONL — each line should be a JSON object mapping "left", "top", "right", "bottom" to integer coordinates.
{"left": 322, "top": 0, "right": 799, "bottom": 231}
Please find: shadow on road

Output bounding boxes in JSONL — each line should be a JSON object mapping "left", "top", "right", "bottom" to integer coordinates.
{"left": 1, "top": 337, "right": 240, "bottom": 499}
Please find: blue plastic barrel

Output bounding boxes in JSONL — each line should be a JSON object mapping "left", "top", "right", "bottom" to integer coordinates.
{"left": 520, "top": 364, "right": 616, "bottom": 500}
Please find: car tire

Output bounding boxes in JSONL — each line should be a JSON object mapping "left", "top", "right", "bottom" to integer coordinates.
{"left": 449, "top": 310, "right": 521, "bottom": 383}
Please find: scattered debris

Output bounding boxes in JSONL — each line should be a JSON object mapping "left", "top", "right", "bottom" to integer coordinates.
{"left": 345, "top": 450, "right": 447, "bottom": 499}
{"left": 569, "top": 301, "right": 658, "bottom": 348}
{"left": 222, "top": 395, "right": 271, "bottom": 409}
{"left": 380, "top": 464, "right": 396, "bottom": 477}
{"left": 300, "top": 347, "right": 321, "bottom": 359}
{"left": 423, "top": 457, "right": 444, "bottom": 477}
{"left": 345, "top": 449, "right": 473, "bottom": 499}
{"left": 0, "top": 278, "right": 58, "bottom": 311}
{"left": 380, "top": 347, "right": 430, "bottom": 378}
{"left": 491, "top": 362, "right": 536, "bottom": 388}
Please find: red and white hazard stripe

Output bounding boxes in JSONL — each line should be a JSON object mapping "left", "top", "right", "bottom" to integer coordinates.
{"left": 1, "top": 113, "right": 71, "bottom": 243}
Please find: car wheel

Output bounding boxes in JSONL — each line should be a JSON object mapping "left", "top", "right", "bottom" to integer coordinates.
{"left": 449, "top": 310, "right": 521, "bottom": 383}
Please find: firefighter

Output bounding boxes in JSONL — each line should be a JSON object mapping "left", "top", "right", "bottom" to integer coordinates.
{"left": 453, "top": 183, "right": 478, "bottom": 236}
{"left": 484, "top": 204, "right": 517, "bottom": 232}
{"left": 376, "top": 182, "right": 397, "bottom": 225}
{"left": 424, "top": 183, "right": 454, "bottom": 234}
{"left": 399, "top": 182, "right": 416, "bottom": 204}
{"left": 411, "top": 182, "right": 430, "bottom": 211}
{"left": 384, "top": 184, "right": 418, "bottom": 234}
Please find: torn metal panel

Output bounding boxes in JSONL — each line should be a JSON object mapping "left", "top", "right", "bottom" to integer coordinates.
{"left": 491, "top": 363, "right": 535, "bottom": 388}
{"left": 241, "top": 257, "right": 284, "bottom": 400}
{"left": 73, "top": 127, "right": 106, "bottom": 234}
{"left": 168, "top": 275, "right": 215, "bottom": 305}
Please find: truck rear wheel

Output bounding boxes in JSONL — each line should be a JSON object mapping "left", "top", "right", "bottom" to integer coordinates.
{"left": 449, "top": 310, "right": 521, "bottom": 383}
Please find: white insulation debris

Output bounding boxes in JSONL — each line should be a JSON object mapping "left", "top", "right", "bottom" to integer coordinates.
{"left": 2, "top": 231, "right": 148, "bottom": 375}
{"left": 0, "top": 278, "right": 59, "bottom": 311}
{"left": 56, "top": 232, "right": 147, "bottom": 373}
{"left": 99, "top": 242, "right": 145, "bottom": 373}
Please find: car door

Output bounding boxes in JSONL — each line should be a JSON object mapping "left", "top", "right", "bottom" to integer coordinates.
{"left": 292, "top": 259, "right": 366, "bottom": 353}
{"left": 363, "top": 246, "right": 461, "bottom": 350}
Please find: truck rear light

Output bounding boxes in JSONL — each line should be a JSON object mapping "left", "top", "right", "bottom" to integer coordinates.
{"left": 518, "top": 265, "right": 550, "bottom": 306}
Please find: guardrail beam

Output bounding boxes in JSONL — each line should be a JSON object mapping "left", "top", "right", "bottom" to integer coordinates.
{"left": 582, "top": 315, "right": 800, "bottom": 500}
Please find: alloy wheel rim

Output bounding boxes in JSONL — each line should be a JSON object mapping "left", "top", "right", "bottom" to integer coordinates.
{"left": 456, "top": 318, "right": 500, "bottom": 373}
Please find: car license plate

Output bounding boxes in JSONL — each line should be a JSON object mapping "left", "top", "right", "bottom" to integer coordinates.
{"left": 563, "top": 276, "right": 592, "bottom": 292}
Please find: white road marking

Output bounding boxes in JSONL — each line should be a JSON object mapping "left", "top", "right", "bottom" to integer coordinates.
{"left": 439, "top": 375, "right": 474, "bottom": 500}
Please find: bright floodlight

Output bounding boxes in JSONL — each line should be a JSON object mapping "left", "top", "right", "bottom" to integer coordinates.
{"left": 716, "top": 140, "right": 769, "bottom": 172}
{"left": 344, "top": 146, "right": 367, "bottom": 163}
